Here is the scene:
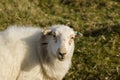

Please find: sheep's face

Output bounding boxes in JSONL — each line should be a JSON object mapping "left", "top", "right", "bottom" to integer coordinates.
{"left": 41, "top": 25, "right": 77, "bottom": 61}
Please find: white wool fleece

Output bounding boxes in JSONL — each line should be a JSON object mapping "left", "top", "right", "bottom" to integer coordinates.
{"left": 0, "top": 25, "right": 76, "bottom": 80}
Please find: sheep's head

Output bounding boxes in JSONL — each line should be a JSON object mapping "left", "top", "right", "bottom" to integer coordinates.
{"left": 40, "top": 25, "right": 81, "bottom": 61}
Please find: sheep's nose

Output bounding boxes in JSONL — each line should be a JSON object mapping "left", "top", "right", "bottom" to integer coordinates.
{"left": 58, "top": 52, "right": 66, "bottom": 61}
{"left": 59, "top": 52, "right": 66, "bottom": 57}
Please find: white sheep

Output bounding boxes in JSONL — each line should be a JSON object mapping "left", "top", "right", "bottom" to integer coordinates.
{"left": 0, "top": 25, "right": 78, "bottom": 80}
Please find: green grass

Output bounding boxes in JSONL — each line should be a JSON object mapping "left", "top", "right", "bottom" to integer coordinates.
{"left": 0, "top": 0, "right": 120, "bottom": 80}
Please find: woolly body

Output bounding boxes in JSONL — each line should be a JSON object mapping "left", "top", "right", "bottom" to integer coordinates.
{"left": 0, "top": 25, "right": 75, "bottom": 80}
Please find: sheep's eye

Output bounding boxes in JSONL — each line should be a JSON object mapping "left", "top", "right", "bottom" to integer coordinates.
{"left": 69, "top": 37, "right": 74, "bottom": 45}
{"left": 52, "top": 32, "right": 57, "bottom": 43}
{"left": 53, "top": 34, "right": 56, "bottom": 38}
{"left": 71, "top": 36, "right": 75, "bottom": 39}
{"left": 52, "top": 32, "right": 56, "bottom": 38}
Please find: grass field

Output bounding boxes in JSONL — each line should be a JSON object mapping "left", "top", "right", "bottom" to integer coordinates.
{"left": 0, "top": 0, "right": 120, "bottom": 80}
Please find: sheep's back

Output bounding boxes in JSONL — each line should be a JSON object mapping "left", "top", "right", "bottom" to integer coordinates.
{"left": 0, "top": 26, "right": 42, "bottom": 80}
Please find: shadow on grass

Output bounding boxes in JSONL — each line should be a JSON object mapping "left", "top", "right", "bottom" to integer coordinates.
{"left": 83, "top": 24, "right": 120, "bottom": 37}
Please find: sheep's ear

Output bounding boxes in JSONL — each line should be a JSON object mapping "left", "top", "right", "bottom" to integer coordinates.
{"left": 43, "top": 29, "right": 52, "bottom": 35}
{"left": 75, "top": 31, "right": 83, "bottom": 38}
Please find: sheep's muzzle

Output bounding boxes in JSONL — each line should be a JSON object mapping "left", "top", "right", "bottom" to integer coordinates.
{"left": 58, "top": 52, "right": 66, "bottom": 61}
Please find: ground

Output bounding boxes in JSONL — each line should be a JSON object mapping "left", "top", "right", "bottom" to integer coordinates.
{"left": 0, "top": 0, "right": 120, "bottom": 80}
